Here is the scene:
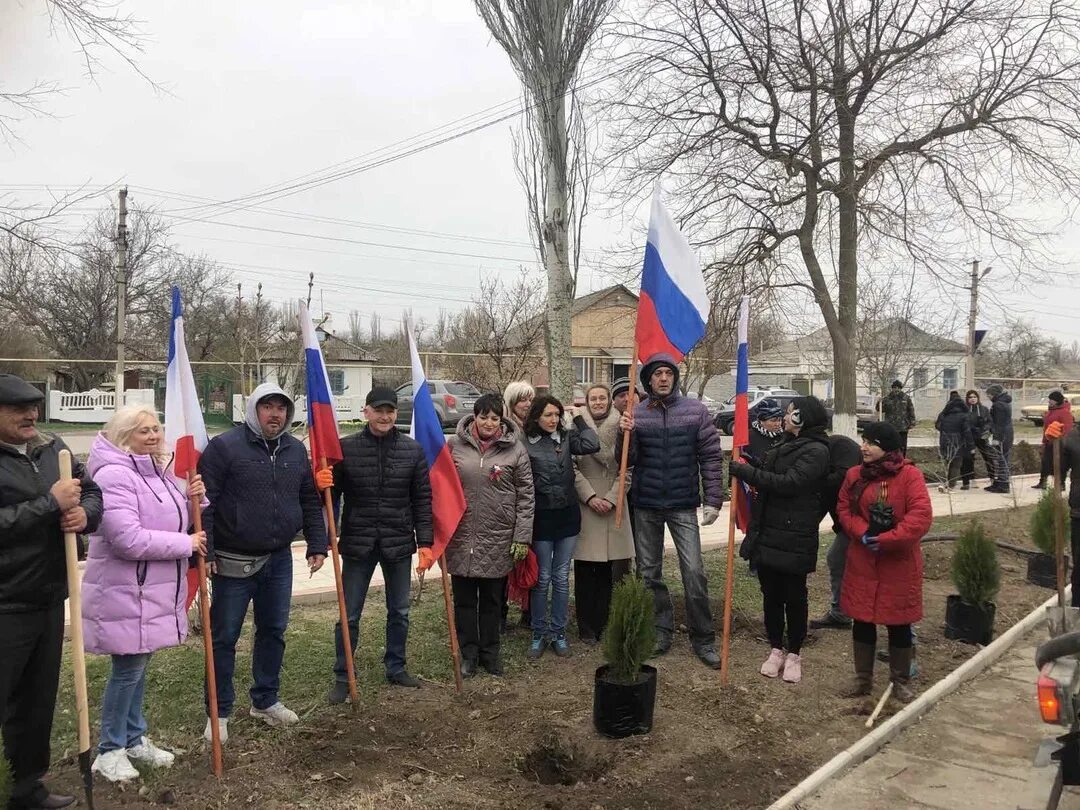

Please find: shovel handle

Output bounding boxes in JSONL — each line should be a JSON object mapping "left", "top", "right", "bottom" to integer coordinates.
{"left": 59, "top": 449, "right": 91, "bottom": 754}
{"left": 865, "top": 682, "right": 894, "bottom": 729}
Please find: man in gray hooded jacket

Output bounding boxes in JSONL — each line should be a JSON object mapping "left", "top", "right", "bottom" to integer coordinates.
{"left": 197, "top": 383, "right": 327, "bottom": 744}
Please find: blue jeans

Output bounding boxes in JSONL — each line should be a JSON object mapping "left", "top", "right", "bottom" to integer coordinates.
{"left": 98, "top": 653, "right": 151, "bottom": 753}
{"left": 634, "top": 508, "right": 715, "bottom": 649}
{"left": 206, "top": 547, "right": 293, "bottom": 717}
{"left": 334, "top": 554, "right": 413, "bottom": 680}
{"left": 530, "top": 535, "right": 578, "bottom": 636}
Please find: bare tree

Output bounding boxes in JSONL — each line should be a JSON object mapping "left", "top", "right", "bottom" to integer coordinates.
{"left": 440, "top": 270, "right": 547, "bottom": 390}
{"left": 607, "top": 0, "right": 1080, "bottom": 434}
{"left": 474, "top": 0, "right": 614, "bottom": 401}
{"left": 979, "top": 317, "right": 1059, "bottom": 379}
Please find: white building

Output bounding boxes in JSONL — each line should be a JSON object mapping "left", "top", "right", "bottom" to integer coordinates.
{"left": 749, "top": 319, "right": 970, "bottom": 419}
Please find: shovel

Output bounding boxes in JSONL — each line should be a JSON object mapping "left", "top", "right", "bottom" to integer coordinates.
{"left": 59, "top": 449, "right": 94, "bottom": 809}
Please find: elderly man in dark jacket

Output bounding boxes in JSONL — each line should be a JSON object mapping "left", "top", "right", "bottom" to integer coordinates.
{"left": 617, "top": 354, "right": 724, "bottom": 669}
{"left": 327, "top": 387, "right": 433, "bottom": 700}
{"left": 0, "top": 374, "right": 103, "bottom": 810}
{"left": 876, "top": 381, "right": 917, "bottom": 455}
{"left": 199, "top": 382, "right": 327, "bottom": 743}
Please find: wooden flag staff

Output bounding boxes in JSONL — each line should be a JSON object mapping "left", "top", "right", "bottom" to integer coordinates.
{"left": 615, "top": 341, "right": 640, "bottom": 530}
{"left": 320, "top": 457, "right": 359, "bottom": 709}
{"left": 188, "top": 472, "right": 223, "bottom": 776}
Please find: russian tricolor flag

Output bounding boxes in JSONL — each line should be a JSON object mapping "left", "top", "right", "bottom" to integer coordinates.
{"left": 636, "top": 188, "right": 710, "bottom": 363}
{"left": 733, "top": 296, "right": 752, "bottom": 533}
{"left": 406, "top": 319, "right": 465, "bottom": 560}
{"left": 298, "top": 300, "right": 343, "bottom": 469}
{"left": 163, "top": 286, "right": 209, "bottom": 607}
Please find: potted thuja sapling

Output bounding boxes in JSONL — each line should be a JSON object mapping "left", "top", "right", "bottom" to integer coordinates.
{"left": 1027, "top": 488, "right": 1072, "bottom": 588}
{"left": 945, "top": 520, "right": 1001, "bottom": 645}
{"left": 593, "top": 576, "right": 657, "bottom": 738}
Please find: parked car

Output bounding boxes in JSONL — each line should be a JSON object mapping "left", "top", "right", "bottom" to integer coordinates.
{"left": 856, "top": 395, "right": 877, "bottom": 431}
{"left": 686, "top": 391, "right": 721, "bottom": 417}
{"left": 1021, "top": 394, "right": 1080, "bottom": 427}
{"left": 394, "top": 379, "right": 481, "bottom": 429}
{"left": 713, "top": 387, "right": 801, "bottom": 435}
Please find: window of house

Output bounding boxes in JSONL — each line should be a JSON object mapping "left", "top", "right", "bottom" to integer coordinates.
{"left": 572, "top": 357, "right": 595, "bottom": 383}
{"left": 328, "top": 369, "right": 345, "bottom": 396}
{"left": 942, "top": 368, "right": 958, "bottom": 390}
{"left": 912, "top": 368, "right": 928, "bottom": 390}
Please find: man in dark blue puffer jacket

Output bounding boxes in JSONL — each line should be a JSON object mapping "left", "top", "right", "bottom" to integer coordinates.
{"left": 617, "top": 353, "right": 724, "bottom": 669}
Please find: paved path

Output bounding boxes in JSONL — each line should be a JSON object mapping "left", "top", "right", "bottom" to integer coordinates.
{"left": 800, "top": 628, "right": 1080, "bottom": 810}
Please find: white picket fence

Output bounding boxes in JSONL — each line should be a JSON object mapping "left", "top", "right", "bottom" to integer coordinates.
{"left": 231, "top": 394, "right": 364, "bottom": 424}
{"left": 48, "top": 388, "right": 156, "bottom": 423}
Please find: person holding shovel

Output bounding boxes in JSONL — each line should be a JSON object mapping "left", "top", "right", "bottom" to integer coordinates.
{"left": 837, "top": 422, "right": 932, "bottom": 708}
{"left": 0, "top": 373, "right": 103, "bottom": 810}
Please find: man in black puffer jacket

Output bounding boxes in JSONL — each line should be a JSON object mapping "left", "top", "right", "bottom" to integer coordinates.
{"left": 328, "top": 386, "right": 433, "bottom": 699}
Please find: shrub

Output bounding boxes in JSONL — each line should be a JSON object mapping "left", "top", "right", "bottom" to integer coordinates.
{"left": 1030, "top": 488, "right": 1072, "bottom": 556}
{"left": 602, "top": 575, "right": 656, "bottom": 684}
{"left": 0, "top": 754, "right": 9, "bottom": 808}
{"left": 951, "top": 520, "right": 1001, "bottom": 606}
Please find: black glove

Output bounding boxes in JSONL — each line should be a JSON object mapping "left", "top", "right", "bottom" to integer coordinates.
{"left": 867, "top": 502, "right": 895, "bottom": 536}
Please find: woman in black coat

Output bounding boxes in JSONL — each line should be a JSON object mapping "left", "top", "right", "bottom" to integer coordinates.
{"left": 731, "top": 396, "right": 831, "bottom": 685}
{"left": 935, "top": 394, "right": 974, "bottom": 491}
{"left": 522, "top": 395, "right": 599, "bottom": 660}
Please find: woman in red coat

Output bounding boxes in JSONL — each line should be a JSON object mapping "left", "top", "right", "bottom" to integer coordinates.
{"left": 838, "top": 422, "right": 933, "bottom": 705}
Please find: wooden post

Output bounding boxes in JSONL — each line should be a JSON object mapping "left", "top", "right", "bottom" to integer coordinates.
{"left": 615, "top": 342, "right": 639, "bottom": 530}
{"left": 59, "top": 450, "right": 95, "bottom": 809}
{"left": 438, "top": 557, "right": 464, "bottom": 693}
{"left": 188, "top": 472, "right": 223, "bottom": 777}
{"left": 720, "top": 447, "right": 740, "bottom": 686}
{"left": 1053, "top": 438, "right": 1067, "bottom": 612}
{"left": 321, "top": 458, "right": 359, "bottom": 708}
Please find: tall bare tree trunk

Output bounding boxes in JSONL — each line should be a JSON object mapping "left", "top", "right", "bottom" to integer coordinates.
{"left": 833, "top": 66, "right": 859, "bottom": 436}
{"left": 542, "top": 86, "right": 575, "bottom": 400}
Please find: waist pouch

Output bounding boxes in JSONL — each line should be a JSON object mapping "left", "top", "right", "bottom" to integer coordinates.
{"left": 214, "top": 549, "right": 270, "bottom": 579}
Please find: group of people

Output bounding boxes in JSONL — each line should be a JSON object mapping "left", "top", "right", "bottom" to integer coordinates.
{"left": 9, "top": 357, "right": 1075, "bottom": 805}
{"left": 730, "top": 391, "right": 933, "bottom": 704}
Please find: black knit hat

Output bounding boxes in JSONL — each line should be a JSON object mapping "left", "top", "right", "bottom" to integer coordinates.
{"left": 1050, "top": 390, "right": 1065, "bottom": 405}
{"left": 862, "top": 421, "right": 902, "bottom": 453}
{"left": 0, "top": 374, "right": 44, "bottom": 406}
{"left": 891, "top": 380, "right": 903, "bottom": 390}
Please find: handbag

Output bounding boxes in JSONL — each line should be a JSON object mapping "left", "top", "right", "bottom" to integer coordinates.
{"left": 214, "top": 548, "right": 270, "bottom": 579}
{"left": 867, "top": 481, "right": 895, "bottom": 536}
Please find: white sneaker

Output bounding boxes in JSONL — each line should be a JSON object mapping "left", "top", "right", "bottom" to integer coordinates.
{"left": 91, "top": 749, "right": 140, "bottom": 782}
{"left": 203, "top": 716, "right": 229, "bottom": 745}
{"left": 127, "top": 736, "right": 175, "bottom": 768}
{"left": 250, "top": 702, "right": 299, "bottom": 727}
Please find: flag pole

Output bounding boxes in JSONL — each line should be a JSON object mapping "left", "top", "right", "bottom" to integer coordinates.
{"left": 1053, "top": 438, "right": 1067, "bottom": 616}
{"left": 720, "top": 449, "right": 739, "bottom": 686}
{"left": 615, "top": 340, "right": 639, "bottom": 530}
{"left": 188, "top": 473, "right": 223, "bottom": 776}
{"left": 321, "top": 456, "right": 359, "bottom": 709}
{"left": 438, "top": 556, "right": 464, "bottom": 693}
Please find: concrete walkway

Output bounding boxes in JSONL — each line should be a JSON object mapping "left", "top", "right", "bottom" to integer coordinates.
{"left": 800, "top": 628, "right": 1080, "bottom": 810}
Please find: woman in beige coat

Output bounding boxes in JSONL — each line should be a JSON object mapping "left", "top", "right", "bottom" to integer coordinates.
{"left": 446, "top": 394, "right": 534, "bottom": 676}
{"left": 573, "top": 384, "right": 635, "bottom": 642}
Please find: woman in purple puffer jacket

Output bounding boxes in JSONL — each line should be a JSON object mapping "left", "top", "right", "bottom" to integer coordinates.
{"left": 82, "top": 405, "right": 207, "bottom": 783}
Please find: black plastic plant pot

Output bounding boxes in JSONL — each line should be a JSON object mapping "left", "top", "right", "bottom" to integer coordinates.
{"left": 593, "top": 664, "right": 657, "bottom": 739}
{"left": 944, "top": 595, "right": 996, "bottom": 646}
{"left": 1027, "top": 552, "right": 1069, "bottom": 589}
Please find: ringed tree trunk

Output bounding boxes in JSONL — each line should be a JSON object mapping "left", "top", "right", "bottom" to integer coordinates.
{"left": 832, "top": 71, "right": 860, "bottom": 438}
{"left": 541, "top": 80, "right": 575, "bottom": 403}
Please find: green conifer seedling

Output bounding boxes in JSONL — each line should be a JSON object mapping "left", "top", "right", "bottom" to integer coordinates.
{"left": 602, "top": 575, "right": 656, "bottom": 684}
{"left": 951, "top": 520, "right": 1001, "bottom": 607}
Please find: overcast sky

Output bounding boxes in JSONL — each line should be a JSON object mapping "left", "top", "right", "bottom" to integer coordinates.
{"left": 1, "top": 0, "right": 1076, "bottom": 348}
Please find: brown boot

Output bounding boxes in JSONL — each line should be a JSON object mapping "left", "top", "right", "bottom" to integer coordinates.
{"left": 839, "top": 641, "right": 875, "bottom": 698}
{"left": 889, "top": 646, "right": 917, "bottom": 704}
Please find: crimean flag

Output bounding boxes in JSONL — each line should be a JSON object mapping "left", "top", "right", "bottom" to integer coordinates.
{"left": 635, "top": 187, "right": 710, "bottom": 363}
{"left": 163, "top": 286, "right": 209, "bottom": 608}
{"left": 298, "top": 300, "right": 343, "bottom": 470}
{"left": 733, "top": 295, "right": 751, "bottom": 449}
{"left": 406, "top": 318, "right": 465, "bottom": 560}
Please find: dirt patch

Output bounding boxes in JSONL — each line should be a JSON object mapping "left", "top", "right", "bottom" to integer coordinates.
{"left": 47, "top": 529, "right": 1055, "bottom": 809}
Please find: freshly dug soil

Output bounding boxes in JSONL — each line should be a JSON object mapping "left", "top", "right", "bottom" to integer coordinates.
{"left": 47, "top": 537, "right": 1054, "bottom": 809}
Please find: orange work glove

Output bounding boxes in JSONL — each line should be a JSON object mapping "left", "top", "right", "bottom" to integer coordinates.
{"left": 416, "top": 547, "right": 437, "bottom": 574}
{"left": 1046, "top": 422, "right": 1066, "bottom": 440}
{"left": 314, "top": 468, "right": 334, "bottom": 492}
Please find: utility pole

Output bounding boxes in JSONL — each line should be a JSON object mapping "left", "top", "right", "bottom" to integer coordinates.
{"left": 254, "top": 282, "right": 263, "bottom": 387}
{"left": 236, "top": 283, "right": 246, "bottom": 395}
{"left": 966, "top": 259, "right": 992, "bottom": 391}
{"left": 115, "top": 187, "right": 128, "bottom": 401}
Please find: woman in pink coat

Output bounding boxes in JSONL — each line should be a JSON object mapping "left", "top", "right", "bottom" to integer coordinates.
{"left": 82, "top": 405, "right": 207, "bottom": 783}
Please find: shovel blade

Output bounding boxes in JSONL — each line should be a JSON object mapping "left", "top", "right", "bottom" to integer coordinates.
{"left": 78, "top": 748, "right": 95, "bottom": 810}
